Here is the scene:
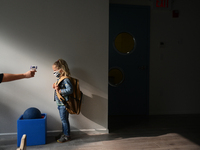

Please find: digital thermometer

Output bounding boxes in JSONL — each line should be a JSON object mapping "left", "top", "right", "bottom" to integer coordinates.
{"left": 30, "top": 65, "right": 37, "bottom": 71}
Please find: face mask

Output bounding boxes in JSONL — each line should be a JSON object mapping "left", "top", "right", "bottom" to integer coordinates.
{"left": 53, "top": 70, "right": 61, "bottom": 78}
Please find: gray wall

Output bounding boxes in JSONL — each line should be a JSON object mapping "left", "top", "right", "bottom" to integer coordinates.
{"left": 0, "top": 0, "right": 109, "bottom": 134}
{"left": 150, "top": 0, "right": 200, "bottom": 114}
{"left": 110, "top": 0, "right": 200, "bottom": 114}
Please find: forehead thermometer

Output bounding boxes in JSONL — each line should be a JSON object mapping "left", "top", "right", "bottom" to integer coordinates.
{"left": 30, "top": 65, "right": 37, "bottom": 71}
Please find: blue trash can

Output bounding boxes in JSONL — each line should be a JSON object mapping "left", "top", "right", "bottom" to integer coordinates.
{"left": 17, "top": 113, "right": 47, "bottom": 146}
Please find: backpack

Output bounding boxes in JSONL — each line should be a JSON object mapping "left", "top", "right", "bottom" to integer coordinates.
{"left": 56, "top": 76, "right": 83, "bottom": 115}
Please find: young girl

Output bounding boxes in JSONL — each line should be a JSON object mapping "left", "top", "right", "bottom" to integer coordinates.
{"left": 52, "top": 59, "right": 73, "bottom": 143}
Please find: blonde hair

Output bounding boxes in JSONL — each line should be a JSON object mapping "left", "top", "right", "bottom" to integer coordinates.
{"left": 53, "top": 59, "right": 71, "bottom": 77}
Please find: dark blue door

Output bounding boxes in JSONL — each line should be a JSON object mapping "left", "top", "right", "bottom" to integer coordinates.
{"left": 109, "top": 4, "right": 150, "bottom": 115}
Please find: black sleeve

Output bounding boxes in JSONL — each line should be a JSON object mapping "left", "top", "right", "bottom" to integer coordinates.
{"left": 0, "top": 73, "right": 4, "bottom": 83}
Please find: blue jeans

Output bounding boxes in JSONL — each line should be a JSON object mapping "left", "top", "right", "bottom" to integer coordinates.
{"left": 57, "top": 105, "right": 70, "bottom": 136}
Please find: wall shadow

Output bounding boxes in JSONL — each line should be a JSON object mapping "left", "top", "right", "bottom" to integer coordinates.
{"left": 80, "top": 94, "right": 107, "bottom": 128}
{"left": 69, "top": 67, "right": 108, "bottom": 129}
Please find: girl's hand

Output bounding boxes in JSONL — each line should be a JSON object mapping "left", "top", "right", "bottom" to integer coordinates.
{"left": 55, "top": 85, "right": 60, "bottom": 92}
{"left": 52, "top": 83, "right": 56, "bottom": 89}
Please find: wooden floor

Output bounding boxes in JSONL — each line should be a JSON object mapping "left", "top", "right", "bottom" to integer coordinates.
{"left": 1, "top": 114, "right": 200, "bottom": 150}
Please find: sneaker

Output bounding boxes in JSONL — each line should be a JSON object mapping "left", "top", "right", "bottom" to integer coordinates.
{"left": 55, "top": 132, "right": 64, "bottom": 141}
{"left": 57, "top": 134, "right": 71, "bottom": 143}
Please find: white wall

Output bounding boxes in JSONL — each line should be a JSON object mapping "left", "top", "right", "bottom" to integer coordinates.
{"left": 0, "top": 0, "right": 109, "bottom": 134}
{"left": 110, "top": 0, "right": 200, "bottom": 115}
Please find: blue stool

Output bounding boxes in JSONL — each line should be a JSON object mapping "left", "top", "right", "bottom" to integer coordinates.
{"left": 17, "top": 113, "right": 47, "bottom": 146}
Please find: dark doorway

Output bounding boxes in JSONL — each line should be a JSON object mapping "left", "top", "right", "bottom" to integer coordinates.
{"left": 108, "top": 4, "right": 150, "bottom": 116}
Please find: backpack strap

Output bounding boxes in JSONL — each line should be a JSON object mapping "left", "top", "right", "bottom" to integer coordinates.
{"left": 55, "top": 76, "right": 70, "bottom": 104}
{"left": 56, "top": 76, "right": 69, "bottom": 85}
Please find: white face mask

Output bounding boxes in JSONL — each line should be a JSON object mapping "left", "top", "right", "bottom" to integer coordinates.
{"left": 53, "top": 70, "right": 61, "bottom": 78}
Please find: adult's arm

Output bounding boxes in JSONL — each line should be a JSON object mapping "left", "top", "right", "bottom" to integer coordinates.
{"left": 1, "top": 70, "right": 36, "bottom": 82}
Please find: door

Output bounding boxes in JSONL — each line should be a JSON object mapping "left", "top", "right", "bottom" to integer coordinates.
{"left": 109, "top": 4, "right": 150, "bottom": 115}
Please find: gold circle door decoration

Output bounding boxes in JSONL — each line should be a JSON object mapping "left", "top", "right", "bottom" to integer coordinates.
{"left": 109, "top": 68, "right": 124, "bottom": 86}
{"left": 114, "top": 32, "right": 136, "bottom": 54}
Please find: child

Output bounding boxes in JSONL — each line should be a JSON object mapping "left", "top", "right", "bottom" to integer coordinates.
{"left": 52, "top": 59, "right": 73, "bottom": 143}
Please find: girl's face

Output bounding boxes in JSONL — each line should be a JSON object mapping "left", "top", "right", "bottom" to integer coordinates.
{"left": 52, "top": 65, "right": 59, "bottom": 72}
{"left": 52, "top": 65, "right": 63, "bottom": 78}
